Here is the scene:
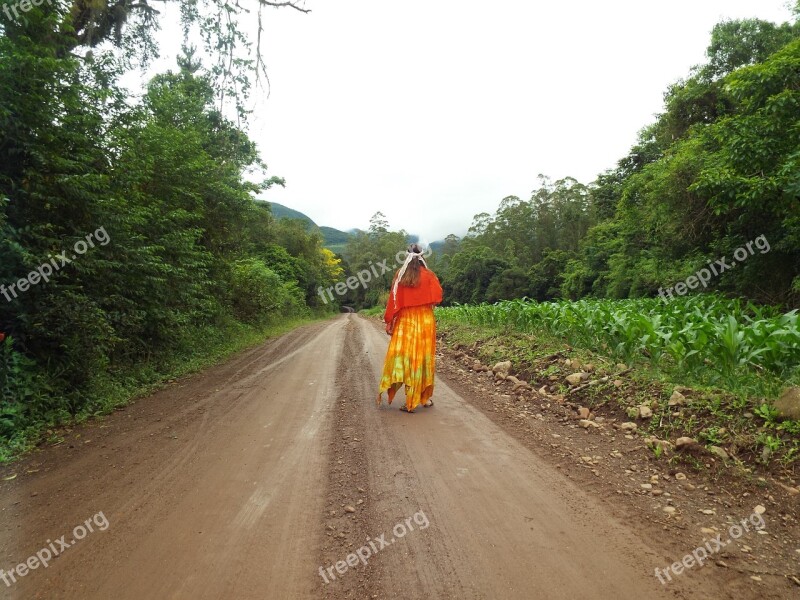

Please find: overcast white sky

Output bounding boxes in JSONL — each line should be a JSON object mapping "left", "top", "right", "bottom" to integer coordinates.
{"left": 142, "top": 0, "right": 795, "bottom": 243}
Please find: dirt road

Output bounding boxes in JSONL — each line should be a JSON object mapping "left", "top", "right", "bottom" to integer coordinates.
{"left": 0, "top": 315, "right": 732, "bottom": 599}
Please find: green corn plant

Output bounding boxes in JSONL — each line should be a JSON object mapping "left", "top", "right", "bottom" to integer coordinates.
{"left": 437, "top": 294, "right": 800, "bottom": 381}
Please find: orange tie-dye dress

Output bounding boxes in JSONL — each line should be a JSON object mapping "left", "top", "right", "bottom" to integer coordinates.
{"left": 378, "top": 268, "right": 443, "bottom": 412}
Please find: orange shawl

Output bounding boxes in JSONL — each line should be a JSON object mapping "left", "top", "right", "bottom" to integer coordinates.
{"left": 384, "top": 268, "right": 443, "bottom": 323}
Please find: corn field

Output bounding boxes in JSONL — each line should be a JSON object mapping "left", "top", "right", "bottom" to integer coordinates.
{"left": 437, "top": 296, "right": 800, "bottom": 379}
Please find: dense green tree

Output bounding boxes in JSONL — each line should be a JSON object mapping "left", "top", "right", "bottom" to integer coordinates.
{"left": 486, "top": 267, "right": 531, "bottom": 303}
{"left": 444, "top": 13, "right": 799, "bottom": 308}
{"left": 692, "top": 38, "right": 800, "bottom": 301}
{"left": 341, "top": 214, "right": 409, "bottom": 309}
{"left": 527, "top": 250, "right": 573, "bottom": 301}
{"left": 442, "top": 246, "right": 509, "bottom": 305}
{"left": 0, "top": 17, "right": 329, "bottom": 446}
{"left": 703, "top": 19, "right": 799, "bottom": 80}
{"left": 441, "top": 177, "right": 595, "bottom": 304}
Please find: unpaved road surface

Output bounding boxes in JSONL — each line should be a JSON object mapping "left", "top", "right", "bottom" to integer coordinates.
{"left": 0, "top": 315, "right": 761, "bottom": 599}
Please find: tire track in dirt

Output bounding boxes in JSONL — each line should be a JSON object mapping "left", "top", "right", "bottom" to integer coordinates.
{"left": 347, "top": 317, "right": 477, "bottom": 600}
{"left": 318, "top": 317, "right": 387, "bottom": 600}
{"left": 352, "top": 314, "right": 684, "bottom": 600}
{"left": 0, "top": 318, "right": 345, "bottom": 600}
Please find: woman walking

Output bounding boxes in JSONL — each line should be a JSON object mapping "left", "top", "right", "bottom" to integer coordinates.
{"left": 378, "top": 244, "right": 443, "bottom": 413}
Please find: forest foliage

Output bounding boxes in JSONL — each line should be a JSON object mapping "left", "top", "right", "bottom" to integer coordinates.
{"left": 436, "top": 13, "right": 800, "bottom": 309}
{"left": 0, "top": 1, "right": 336, "bottom": 453}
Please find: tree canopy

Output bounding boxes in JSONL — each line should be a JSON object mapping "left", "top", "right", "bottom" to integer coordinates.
{"left": 0, "top": 2, "right": 335, "bottom": 449}
{"left": 439, "top": 14, "right": 800, "bottom": 308}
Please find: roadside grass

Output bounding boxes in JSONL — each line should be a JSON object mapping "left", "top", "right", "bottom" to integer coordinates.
{"left": 435, "top": 318, "right": 800, "bottom": 475}
{"left": 0, "top": 313, "right": 331, "bottom": 463}
{"left": 359, "top": 306, "right": 383, "bottom": 317}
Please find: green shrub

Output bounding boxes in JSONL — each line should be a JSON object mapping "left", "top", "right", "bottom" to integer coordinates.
{"left": 229, "top": 258, "right": 307, "bottom": 323}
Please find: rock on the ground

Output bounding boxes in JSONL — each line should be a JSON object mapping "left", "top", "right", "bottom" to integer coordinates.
{"left": 579, "top": 419, "right": 600, "bottom": 429}
{"left": 577, "top": 407, "right": 590, "bottom": 419}
{"left": 637, "top": 405, "right": 653, "bottom": 419}
{"left": 707, "top": 446, "right": 730, "bottom": 460}
{"left": 776, "top": 482, "right": 800, "bottom": 496}
{"left": 774, "top": 386, "right": 800, "bottom": 421}
{"left": 492, "top": 360, "right": 512, "bottom": 377}
{"left": 565, "top": 372, "right": 589, "bottom": 386}
{"left": 675, "top": 437, "right": 698, "bottom": 451}
{"left": 668, "top": 390, "right": 686, "bottom": 407}
{"left": 619, "top": 422, "right": 638, "bottom": 432}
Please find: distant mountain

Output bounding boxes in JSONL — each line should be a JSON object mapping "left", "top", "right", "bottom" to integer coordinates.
{"left": 269, "top": 202, "right": 315, "bottom": 225}
{"left": 265, "top": 202, "right": 446, "bottom": 256}
{"left": 319, "top": 226, "right": 351, "bottom": 248}
{"left": 266, "top": 202, "right": 352, "bottom": 254}
{"left": 429, "top": 240, "right": 445, "bottom": 254}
